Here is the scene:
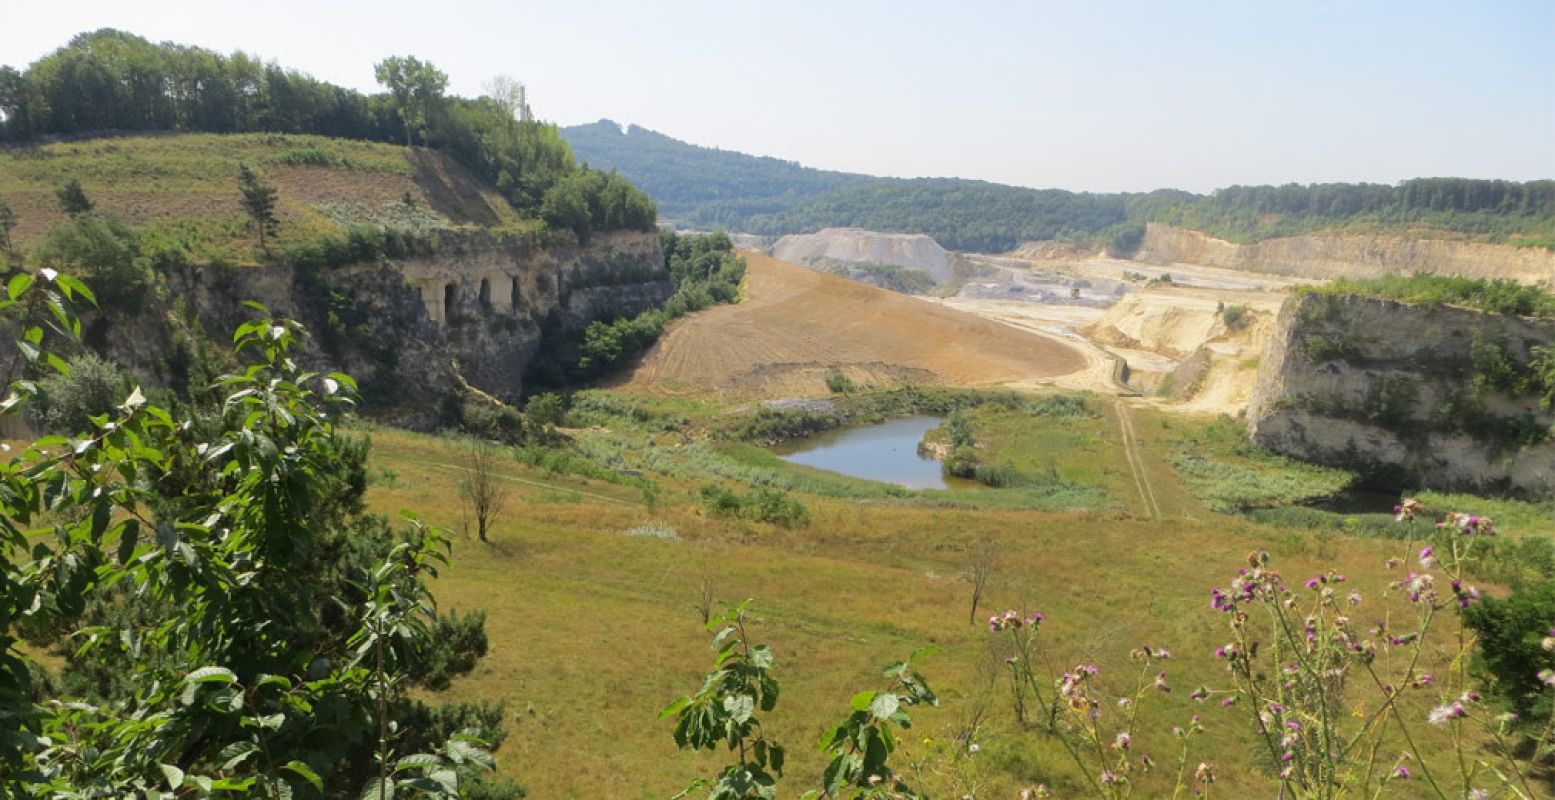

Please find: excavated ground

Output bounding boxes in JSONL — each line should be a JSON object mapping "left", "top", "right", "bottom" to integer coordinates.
{"left": 619, "top": 251, "right": 1088, "bottom": 397}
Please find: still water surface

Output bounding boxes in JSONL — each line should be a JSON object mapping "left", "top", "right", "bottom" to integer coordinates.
{"left": 773, "top": 415, "right": 961, "bottom": 490}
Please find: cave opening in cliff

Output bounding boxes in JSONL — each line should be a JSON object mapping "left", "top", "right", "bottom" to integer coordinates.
{"left": 479, "top": 277, "right": 491, "bottom": 312}
{"left": 511, "top": 276, "right": 521, "bottom": 310}
{"left": 443, "top": 283, "right": 456, "bottom": 323}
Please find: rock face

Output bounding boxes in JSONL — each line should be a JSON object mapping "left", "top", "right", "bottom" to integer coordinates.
{"left": 1246, "top": 293, "right": 1555, "bottom": 494}
{"left": 93, "top": 230, "right": 670, "bottom": 429}
{"left": 1138, "top": 223, "right": 1555, "bottom": 284}
{"left": 771, "top": 227, "right": 954, "bottom": 283}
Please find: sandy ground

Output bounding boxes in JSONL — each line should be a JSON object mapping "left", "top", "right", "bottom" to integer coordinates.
{"left": 619, "top": 251, "right": 1089, "bottom": 397}
{"left": 943, "top": 255, "right": 1312, "bottom": 413}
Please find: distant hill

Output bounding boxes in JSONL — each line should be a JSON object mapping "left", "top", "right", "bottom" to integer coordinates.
{"left": 562, "top": 120, "right": 1555, "bottom": 253}
{"left": 560, "top": 120, "right": 870, "bottom": 226}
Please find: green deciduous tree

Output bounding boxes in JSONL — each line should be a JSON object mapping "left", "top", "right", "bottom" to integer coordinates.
{"left": 374, "top": 55, "right": 448, "bottom": 147}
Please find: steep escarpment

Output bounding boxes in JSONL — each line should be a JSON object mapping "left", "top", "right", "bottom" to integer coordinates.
{"left": 1246, "top": 292, "right": 1555, "bottom": 494}
{"left": 1138, "top": 223, "right": 1555, "bottom": 283}
{"left": 91, "top": 230, "right": 669, "bottom": 429}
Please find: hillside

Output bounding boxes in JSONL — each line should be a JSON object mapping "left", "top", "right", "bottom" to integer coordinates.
{"left": 0, "top": 133, "right": 526, "bottom": 261}
{"left": 621, "top": 250, "right": 1086, "bottom": 396}
{"left": 560, "top": 120, "right": 869, "bottom": 226}
{"left": 563, "top": 121, "right": 1555, "bottom": 253}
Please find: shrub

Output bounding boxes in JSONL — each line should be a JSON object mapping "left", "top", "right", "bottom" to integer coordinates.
{"left": 34, "top": 215, "right": 155, "bottom": 310}
{"left": 1220, "top": 303, "right": 1249, "bottom": 329}
{"left": 32, "top": 353, "right": 132, "bottom": 433}
{"left": 698, "top": 484, "right": 808, "bottom": 526}
{"left": 825, "top": 371, "right": 856, "bottom": 394}
{"left": 1463, "top": 580, "right": 1555, "bottom": 732}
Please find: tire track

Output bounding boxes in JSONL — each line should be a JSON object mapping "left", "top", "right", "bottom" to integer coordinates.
{"left": 1114, "top": 400, "right": 1161, "bottom": 519}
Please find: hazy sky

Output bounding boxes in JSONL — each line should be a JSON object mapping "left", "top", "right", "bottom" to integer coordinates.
{"left": 4, "top": 1, "right": 1552, "bottom": 192}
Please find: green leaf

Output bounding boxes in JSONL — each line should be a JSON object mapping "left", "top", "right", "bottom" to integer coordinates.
{"left": 185, "top": 666, "right": 238, "bottom": 685}
{"left": 159, "top": 763, "right": 185, "bottom": 789}
{"left": 7, "top": 272, "right": 33, "bottom": 301}
{"left": 869, "top": 692, "right": 900, "bottom": 721}
{"left": 283, "top": 760, "right": 323, "bottom": 791}
{"left": 850, "top": 690, "right": 877, "bottom": 712}
{"left": 724, "top": 693, "right": 755, "bottom": 723}
{"left": 116, "top": 519, "right": 140, "bottom": 565}
{"left": 395, "top": 753, "right": 442, "bottom": 770}
{"left": 359, "top": 778, "right": 394, "bottom": 800}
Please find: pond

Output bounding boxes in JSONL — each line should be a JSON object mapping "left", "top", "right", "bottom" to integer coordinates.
{"left": 772, "top": 415, "right": 969, "bottom": 490}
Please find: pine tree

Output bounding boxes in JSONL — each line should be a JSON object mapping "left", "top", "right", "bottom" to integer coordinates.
{"left": 55, "top": 179, "right": 93, "bottom": 216}
{"left": 236, "top": 163, "right": 279, "bottom": 251}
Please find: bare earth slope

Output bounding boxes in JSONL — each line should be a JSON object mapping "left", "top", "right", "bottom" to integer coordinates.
{"left": 622, "top": 251, "right": 1086, "bottom": 396}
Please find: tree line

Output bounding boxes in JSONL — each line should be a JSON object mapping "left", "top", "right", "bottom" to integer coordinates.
{"left": 561, "top": 121, "right": 1555, "bottom": 252}
{"left": 0, "top": 29, "right": 655, "bottom": 236}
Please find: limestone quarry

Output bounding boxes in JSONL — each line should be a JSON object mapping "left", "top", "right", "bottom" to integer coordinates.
{"left": 1246, "top": 292, "right": 1555, "bottom": 494}
{"left": 1135, "top": 222, "right": 1555, "bottom": 283}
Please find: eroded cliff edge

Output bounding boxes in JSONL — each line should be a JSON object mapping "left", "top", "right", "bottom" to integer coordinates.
{"left": 1138, "top": 223, "right": 1555, "bottom": 283}
{"left": 1246, "top": 292, "right": 1555, "bottom": 494}
{"left": 89, "top": 230, "right": 671, "bottom": 429}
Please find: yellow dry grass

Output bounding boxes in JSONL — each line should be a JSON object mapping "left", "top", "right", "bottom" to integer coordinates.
{"left": 361, "top": 411, "right": 1525, "bottom": 798}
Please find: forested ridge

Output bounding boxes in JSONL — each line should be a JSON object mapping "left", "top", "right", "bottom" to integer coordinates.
{"left": 563, "top": 120, "right": 1555, "bottom": 253}
{"left": 0, "top": 29, "right": 656, "bottom": 239}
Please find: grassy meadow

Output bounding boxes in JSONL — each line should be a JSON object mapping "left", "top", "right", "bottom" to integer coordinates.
{"left": 0, "top": 133, "right": 526, "bottom": 261}
{"left": 355, "top": 390, "right": 1554, "bottom": 798}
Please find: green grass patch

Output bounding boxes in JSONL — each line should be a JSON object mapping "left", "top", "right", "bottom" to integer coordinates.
{"left": 1169, "top": 415, "right": 1354, "bottom": 512}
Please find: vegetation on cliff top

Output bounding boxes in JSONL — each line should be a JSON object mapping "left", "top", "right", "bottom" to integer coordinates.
{"left": 0, "top": 29, "right": 655, "bottom": 259}
{"left": 1299, "top": 274, "right": 1555, "bottom": 317}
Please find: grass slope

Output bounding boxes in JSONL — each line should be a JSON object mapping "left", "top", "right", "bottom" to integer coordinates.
{"left": 358, "top": 395, "right": 1539, "bottom": 797}
{"left": 0, "top": 133, "right": 526, "bottom": 262}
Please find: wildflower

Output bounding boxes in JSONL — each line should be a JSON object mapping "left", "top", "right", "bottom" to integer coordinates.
{"left": 967, "top": 742, "right": 981, "bottom": 754}
{"left": 1347, "top": 590, "right": 1362, "bottom": 606}
{"left": 1155, "top": 671, "right": 1171, "bottom": 692}
{"left": 1538, "top": 669, "right": 1555, "bottom": 687}
{"left": 1468, "top": 790, "right": 1490, "bottom": 800}
{"left": 1305, "top": 578, "right": 1321, "bottom": 590}
{"left": 1395, "top": 766, "right": 1411, "bottom": 779}
{"left": 1140, "top": 752, "right": 1155, "bottom": 770}
{"left": 1100, "top": 770, "right": 1118, "bottom": 785}
{"left": 1194, "top": 762, "right": 1216, "bottom": 783}
{"left": 1427, "top": 703, "right": 1465, "bottom": 725}
{"left": 1541, "top": 633, "right": 1555, "bottom": 652}
{"left": 987, "top": 615, "right": 1002, "bottom": 633}
{"left": 1189, "top": 686, "right": 1209, "bottom": 701}
{"left": 1113, "top": 732, "right": 1131, "bottom": 749}
{"left": 1418, "top": 546, "right": 1435, "bottom": 568}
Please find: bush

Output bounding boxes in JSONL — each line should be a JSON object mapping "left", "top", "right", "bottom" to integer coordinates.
{"left": 1220, "top": 304, "right": 1249, "bottom": 329}
{"left": 1025, "top": 394, "right": 1097, "bottom": 418}
{"left": 825, "top": 371, "right": 856, "bottom": 394}
{"left": 34, "top": 215, "right": 155, "bottom": 310}
{"left": 525, "top": 392, "right": 569, "bottom": 427}
{"left": 1463, "top": 580, "right": 1555, "bottom": 731}
{"left": 33, "top": 353, "right": 133, "bottom": 433}
{"left": 698, "top": 484, "right": 808, "bottom": 526}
